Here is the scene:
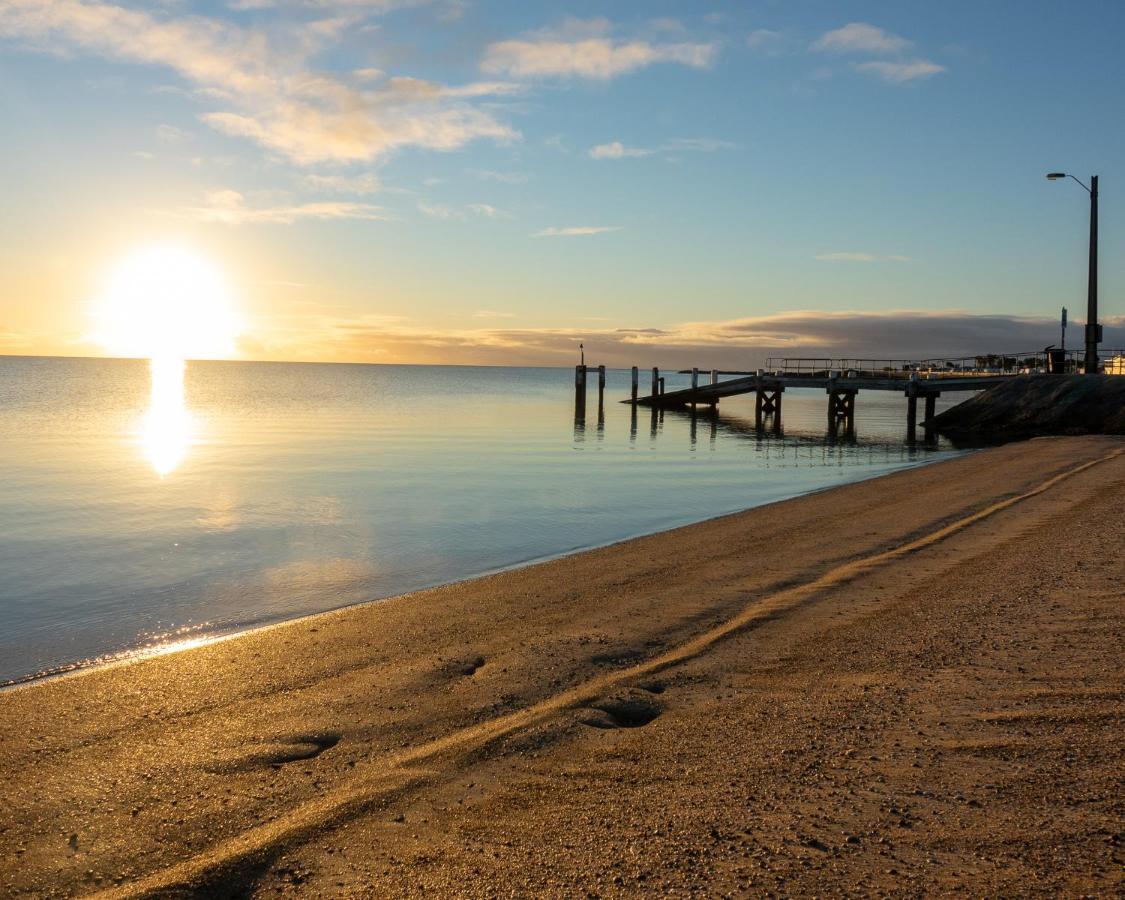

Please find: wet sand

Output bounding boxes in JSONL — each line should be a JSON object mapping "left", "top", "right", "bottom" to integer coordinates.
{"left": 1, "top": 435, "right": 1122, "bottom": 897}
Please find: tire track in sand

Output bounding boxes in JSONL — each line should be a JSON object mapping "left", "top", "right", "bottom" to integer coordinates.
{"left": 100, "top": 448, "right": 1122, "bottom": 898}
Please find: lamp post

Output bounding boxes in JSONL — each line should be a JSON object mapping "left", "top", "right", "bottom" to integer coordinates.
{"left": 1046, "top": 172, "right": 1100, "bottom": 374}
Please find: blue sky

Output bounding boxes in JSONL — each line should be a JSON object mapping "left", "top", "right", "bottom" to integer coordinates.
{"left": 0, "top": 0, "right": 1122, "bottom": 366}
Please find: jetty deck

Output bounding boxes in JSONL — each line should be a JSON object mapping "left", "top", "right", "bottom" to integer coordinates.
{"left": 574, "top": 349, "right": 1090, "bottom": 436}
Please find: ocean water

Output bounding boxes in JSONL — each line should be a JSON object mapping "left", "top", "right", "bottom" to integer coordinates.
{"left": 0, "top": 356, "right": 968, "bottom": 684}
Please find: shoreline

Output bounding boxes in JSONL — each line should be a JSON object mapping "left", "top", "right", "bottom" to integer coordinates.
{"left": 3, "top": 440, "right": 959, "bottom": 691}
{"left": 2, "top": 435, "right": 1121, "bottom": 896}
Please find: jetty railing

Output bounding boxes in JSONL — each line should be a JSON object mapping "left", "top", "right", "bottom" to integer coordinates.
{"left": 765, "top": 349, "right": 1089, "bottom": 378}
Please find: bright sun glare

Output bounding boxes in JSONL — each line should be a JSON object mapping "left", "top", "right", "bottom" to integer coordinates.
{"left": 92, "top": 243, "right": 242, "bottom": 476}
{"left": 93, "top": 243, "right": 241, "bottom": 362}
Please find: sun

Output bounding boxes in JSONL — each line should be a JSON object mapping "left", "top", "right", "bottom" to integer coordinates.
{"left": 92, "top": 243, "right": 242, "bottom": 361}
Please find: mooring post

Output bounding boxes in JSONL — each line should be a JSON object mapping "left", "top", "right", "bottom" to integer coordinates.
{"left": 575, "top": 364, "right": 586, "bottom": 406}
{"left": 904, "top": 373, "right": 920, "bottom": 438}
{"left": 651, "top": 367, "right": 659, "bottom": 397}
{"left": 710, "top": 369, "right": 718, "bottom": 385}
{"left": 630, "top": 366, "right": 639, "bottom": 402}
{"left": 755, "top": 388, "right": 764, "bottom": 428}
{"left": 658, "top": 376, "right": 665, "bottom": 395}
{"left": 924, "top": 393, "right": 937, "bottom": 423}
{"left": 691, "top": 367, "right": 699, "bottom": 389}
{"left": 597, "top": 365, "right": 606, "bottom": 405}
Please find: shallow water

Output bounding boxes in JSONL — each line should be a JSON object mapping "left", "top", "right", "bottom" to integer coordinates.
{"left": 0, "top": 357, "right": 968, "bottom": 684}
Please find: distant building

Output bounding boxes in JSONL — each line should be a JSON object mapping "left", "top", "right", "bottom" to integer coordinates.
{"left": 1105, "top": 355, "right": 1125, "bottom": 375}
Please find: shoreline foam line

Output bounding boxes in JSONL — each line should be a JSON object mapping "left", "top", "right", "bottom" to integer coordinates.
{"left": 99, "top": 448, "right": 1122, "bottom": 899}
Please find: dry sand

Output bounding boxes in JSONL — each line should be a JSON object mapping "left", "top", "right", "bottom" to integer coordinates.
{"left": 1, "top": 435, "right": 1122, "bottom": 898}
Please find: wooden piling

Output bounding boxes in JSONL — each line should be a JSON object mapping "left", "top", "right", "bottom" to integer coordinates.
{"left": 755, "top": 384, "right": 784, "bottom": 429}
{"left": 651, "top": 367, "right": 659, "bottom": 397}
{"left": 630, "top": 366, "right": 639, "bottom": 402}
{"left": 691, "top": 367, "right": 699, "bottom": 389}
{"left": 710, "top": 369, "right": 718, "bottom": 385}
{"left": 827, "top": 388, "right": 857, "bottom": 432}
{"left": 924, "top": 393, "right": 937, "bottom": 423}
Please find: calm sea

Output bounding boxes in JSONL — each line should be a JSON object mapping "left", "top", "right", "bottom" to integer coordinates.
{"left": 0, "top": 356, "right": 967, "bottom": 684}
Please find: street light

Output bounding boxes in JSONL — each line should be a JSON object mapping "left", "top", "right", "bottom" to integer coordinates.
{"left": 1046, "top": 171, "right": 1100, "bottom": 374}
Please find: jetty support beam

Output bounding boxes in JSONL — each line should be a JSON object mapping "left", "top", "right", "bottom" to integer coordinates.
{"left": 827, "top": 387, "right": 857, "bottom": 433}
{"left": 755, "top": 384, "right": 784, "bottom": 429}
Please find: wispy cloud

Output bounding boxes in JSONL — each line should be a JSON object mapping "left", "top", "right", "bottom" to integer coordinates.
{"left": 809, "top": 22, "right": 944, "bottom": 85}
{"left": 856, "top": 59, "right": 945, "bottom": 83}
{"left": 155, "top": 123, "right": 190, "bottom": 144}
{"left": 663, "top": 137, "right": 734, "bottom": 153}
{"left": 815, "top": 252, "right": 913, "bottom": 263}
{"left": 468, "top": 169, "right": 529, "bottom": 184}
{"left": 589, "top": 136, "right": 734, "bottom": 159}
{"left": 473, "top": 309, "right": 516, "bottom": 318}
{"left": 0, "top": 0, "right": 519, "bottom": 164}
{"left": 589, "top": 141, "right": 652, "bottom": 159}
{"left": 533, "top": 226, "right": 620, "bottom": 237}
{"left": 242, "top": 310, "right": 1116, "bottom": 369}
{"left": 482, "top": 18, "right": 716, "bottom": 80}
{"left": 182, "top": 189, "right": 388, "bottom": 225}
{"left": 301, "top": 173, "right": 381, "bottom": 195}
{"left": 746, "top": 28, "right": 784, "bottom": 53}
{"left": 418, "top": 201, "right": 507, "bottom": 220}
{"left": 812, "top": 22, "right": 910, "bottom": 54}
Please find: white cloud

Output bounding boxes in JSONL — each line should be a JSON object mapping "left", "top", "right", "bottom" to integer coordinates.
{"left": 0, "top": 0, "right": 519, "bottom": 164}
{"left": 482, "top": 20, "right": 716, "bottom": 80}
{"left": 533, "top": 226, "right": 619, "bottom": 237}
{"left": 856, "top": 59, "right": 945, "bottom": 83}
{"left": 182, "top": 189, "right": 388, "bottom": 224}
{"left": 589, "top": 141, "right": 652, "bottom": 159}
{"left": 812, "top": 22, "right": 910, "bottom": 54}
{"left": 589, "top": 136, "right": 734, "bottom": 160}
{"left": 418, "top": 201, "right": 506, "bottom": 220}
{"left": 469, "top": 169, "right": 528, "bottom": 184}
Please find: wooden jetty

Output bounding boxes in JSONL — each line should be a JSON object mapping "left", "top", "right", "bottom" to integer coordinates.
{"left": 609, "top": 351, "right": 1088, "bottom": 436}
{"left": 629, "top": 369, "right": 1006, "bottom": 431}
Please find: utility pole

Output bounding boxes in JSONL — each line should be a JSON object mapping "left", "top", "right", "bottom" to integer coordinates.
{"left": 1046, "top": 172, "right": 1100, "bottom": 374}
{"left": 1085, "top": 175, "right": 1099, "bottom": 374}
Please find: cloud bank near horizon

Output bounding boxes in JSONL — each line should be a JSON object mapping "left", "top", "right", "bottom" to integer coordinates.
{"left": 230, "top": 310, "right": 1123, "bottom": 368}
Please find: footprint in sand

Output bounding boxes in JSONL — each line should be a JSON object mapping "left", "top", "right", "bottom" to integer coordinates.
{"left": 207, "top": 733, "right": 341, "bottom": 773}
{"left": 581, "top": 689, "right": 664, "bottom": 729}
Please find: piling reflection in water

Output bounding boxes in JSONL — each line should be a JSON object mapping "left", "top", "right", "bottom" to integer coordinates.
{"left": 575, "top": 391, "right": 940, "bottom": 465}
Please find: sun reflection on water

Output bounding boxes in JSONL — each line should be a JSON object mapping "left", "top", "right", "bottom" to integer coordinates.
{"left": 142, "top": 356, "right": 192, "bottom": 476}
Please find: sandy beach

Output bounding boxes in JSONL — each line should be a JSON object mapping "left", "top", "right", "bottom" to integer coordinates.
{"left": 1, "top": 435, "right": 1122, "bottom": 897}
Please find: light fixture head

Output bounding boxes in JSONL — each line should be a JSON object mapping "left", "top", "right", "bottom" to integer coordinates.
{"left": 1046, "top": 172, "right": 1066, "bottom": 180}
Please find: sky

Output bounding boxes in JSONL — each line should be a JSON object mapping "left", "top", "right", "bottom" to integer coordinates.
{"left": 1, "top": 0, "right": 1123, "bottom": 368}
